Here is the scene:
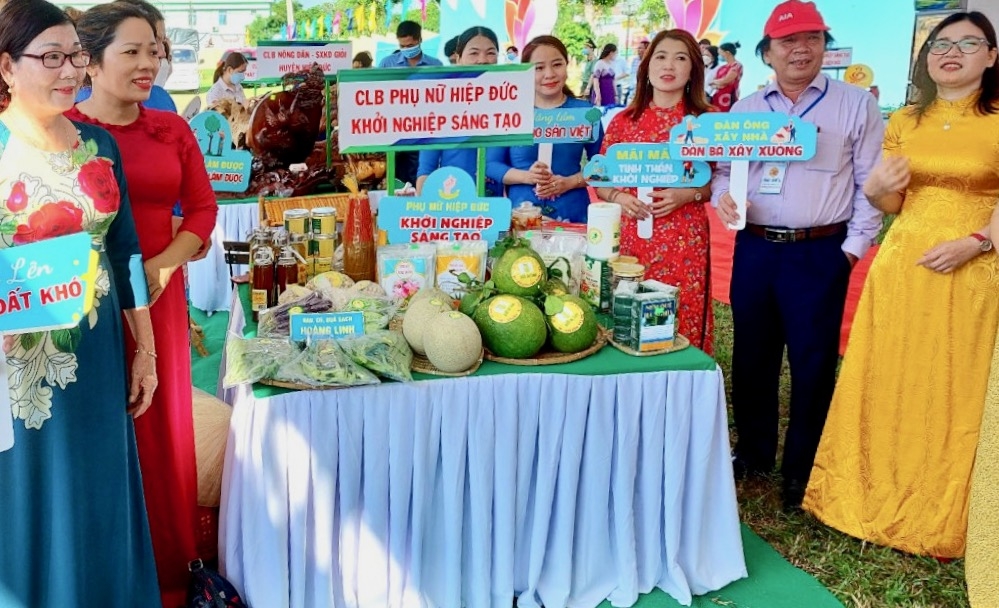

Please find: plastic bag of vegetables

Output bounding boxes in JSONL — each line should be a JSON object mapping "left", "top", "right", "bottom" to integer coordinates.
{"left": 338, "top": 330, "right": 413, "bottom": 382}
{"left": 274, "top": 338, "right": 380, "bottom": 388}
{"left": 257, "top": 291, "right": 333, "bottom": 338}
{"left": 223, "top": 334, "right": 301, "bottom": 388}
{"left": 337, "top": 295, "right": 400, "bottom": 332}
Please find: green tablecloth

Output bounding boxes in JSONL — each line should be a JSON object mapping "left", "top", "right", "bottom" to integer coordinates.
{"left": 236, "top": 285, "right": 718, "bottom": 398}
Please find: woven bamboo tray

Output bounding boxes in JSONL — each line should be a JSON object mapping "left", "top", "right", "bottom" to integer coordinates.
{"left": 410, "top": 350, "right": 483, "bottom": 377}
{"left": 258, "top": 378, "right": 355, "bottom": 391}
{"left": 258, "top": 193, "right": 352, "bottom": 226}
{"left": 608, "top": 334, "right": 691, "bottom": 357}
{"left": 484, "top": 327, "right": 608, "bottom": 366}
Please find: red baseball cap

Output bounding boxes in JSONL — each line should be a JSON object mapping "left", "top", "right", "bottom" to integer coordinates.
{"left": 764, "top": 0, "right": 830, "bottom": 39}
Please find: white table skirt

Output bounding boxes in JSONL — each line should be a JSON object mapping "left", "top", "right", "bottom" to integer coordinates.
{"left": 188, "top": 201, "right": 259, "bottom": 313}
{"left": 219, "top": 301, "right": 747, "bottom": 608}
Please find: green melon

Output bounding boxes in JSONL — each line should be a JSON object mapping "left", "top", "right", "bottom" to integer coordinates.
{"left": 423, "top": 311, "right": 483, "bottom": 372}
{"left": 402, "top": 296, "right": 453, "bottom": 355}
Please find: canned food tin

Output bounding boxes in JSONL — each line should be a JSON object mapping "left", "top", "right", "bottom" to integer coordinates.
{"left": 309, "top": 234, "right": 336, "bottom": 258}
{"left": 312, "top": 256, "right": 333, "bottom": 275}
{"left": 310, "top": 207, "right": 337, "bottom": 236}
{"left": 283, "top": 209, "right": 309, "bottom": 236}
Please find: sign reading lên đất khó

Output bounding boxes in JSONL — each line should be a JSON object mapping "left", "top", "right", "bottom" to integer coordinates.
{"left": 336, "top": 64, "right": 535, "bottom": 153}
{"left": 0, "top": 232, "right": 99, "bottom": 334}
{"left": 255, "top": 41, "right": 353, "bottom": 79}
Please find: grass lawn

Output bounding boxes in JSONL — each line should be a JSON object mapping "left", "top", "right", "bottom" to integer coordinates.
{"left": 712, "top": 303, "right": 970, "bottom": 607}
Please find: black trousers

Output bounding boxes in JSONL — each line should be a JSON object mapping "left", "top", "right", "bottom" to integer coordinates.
{"left": 729, "top": 228, "right": 852, "bottom": 485}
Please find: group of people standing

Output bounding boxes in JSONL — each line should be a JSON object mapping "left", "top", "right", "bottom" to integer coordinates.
{"left": 424, "top": 0, "right": 999, "bottom": 602}
{"left": 0, "top": 0, "right": 217, "bottom": 606}
{"left": 1, "top": 0, "right": 998, "bottom": 604}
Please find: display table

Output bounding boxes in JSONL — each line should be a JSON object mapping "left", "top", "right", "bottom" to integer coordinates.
{"left": 189, "top": 192, "right": 389, "bottom": 313}
{"left": 219, "top": 289, "right": 747, "bottom": 608}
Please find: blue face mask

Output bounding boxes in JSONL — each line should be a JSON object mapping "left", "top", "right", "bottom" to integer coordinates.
{"left": 400, "top": 45, "right": 422, "bottom": 59}
{"left": 506, "top": 52, "right": 517, "bottom": 61}
{"left": 230, "top": 72, "right": 245, "bottom": 85}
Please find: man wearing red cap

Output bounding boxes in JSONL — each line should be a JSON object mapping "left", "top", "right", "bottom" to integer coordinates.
{"left": 712, "top": 0, "right": 884, "bottom": 510}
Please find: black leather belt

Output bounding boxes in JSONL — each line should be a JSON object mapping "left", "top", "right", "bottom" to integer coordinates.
{"left": 745, "top": 222, "right": 847, "bottom": 243}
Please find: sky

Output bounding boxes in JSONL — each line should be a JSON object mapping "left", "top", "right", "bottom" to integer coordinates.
{"left": 716, "top": 0, "right": 915, "bottom": 108}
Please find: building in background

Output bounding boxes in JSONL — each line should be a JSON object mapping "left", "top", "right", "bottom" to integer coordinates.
{"left": 62, "top": 0, "right": 270, "bottom": 47}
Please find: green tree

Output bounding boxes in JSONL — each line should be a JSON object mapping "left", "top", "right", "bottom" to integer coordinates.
{"left": 553, "top": 8, "right": 596, "bottom": 59}
{"left": 204, "top": 114, "right": 221, "bottom": 155}
{"left": 247, "top": 0, "right": 302, "bottom": 45}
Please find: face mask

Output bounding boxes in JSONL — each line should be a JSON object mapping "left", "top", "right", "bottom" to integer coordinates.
{"left": 400, "top": 45, "right": 422, "bottom": 59}
{"left": 153, "top": 58, "right": 172, "bottom": 87}
{"left": 230, "top": 72, "right": 246, "bottom": 85}
{"left": 583, "top": 48, "right": 592, "bottom": 57}
{"left": 507, "top": 52, "right": 517, "bottom": 61}
{"left": 702, "top": 55, "right": 711, "bottom": 65}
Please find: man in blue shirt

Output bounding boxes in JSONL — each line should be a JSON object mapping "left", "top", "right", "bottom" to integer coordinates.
{"left": 378, "top": 21, "right": 442, "bottom": 185}
{"left": 378, "top": 20, "right": 443, "bottom": 68}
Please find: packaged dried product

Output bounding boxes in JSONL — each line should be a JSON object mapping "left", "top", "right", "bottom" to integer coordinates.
{"left": 339, "top": 330, "right": 413, "bottom": 382}
{"left": 222, "top": 335, "right": 300, "bottom": 387}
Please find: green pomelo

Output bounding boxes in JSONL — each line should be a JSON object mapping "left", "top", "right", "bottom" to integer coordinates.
{"left": 492, "top": 246, "right": 547, "bottom": 297}
{"left": 472, "top": 295, "right": 547, "bottom": 359}
{"left": 546, "top": 295, "right": 599, "bottom": 354}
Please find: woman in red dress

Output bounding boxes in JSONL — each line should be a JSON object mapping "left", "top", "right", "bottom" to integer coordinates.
{"left": 69, "top": 4, "right": 217, "bottom": 605}
{"left": 596, "top": 29, "right": 714, "bottom": 352}
{"left": 709, "top": 42, "right": 742, "bottom": 112}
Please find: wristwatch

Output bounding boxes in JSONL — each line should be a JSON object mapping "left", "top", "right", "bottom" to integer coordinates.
{"left": 970, "top": 232, "right": 993, "bottom": 253}
{"left": 694, "top": 190, "right": 703, "bottom": 202}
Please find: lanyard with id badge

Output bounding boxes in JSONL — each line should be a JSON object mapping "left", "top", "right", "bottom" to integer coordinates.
{"left": 759, "top": 79, "right": 828, "bottom": 195}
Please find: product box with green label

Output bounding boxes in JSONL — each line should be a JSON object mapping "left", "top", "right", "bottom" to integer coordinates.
{"left": 612, "top": 279, "right": 679, "bottom": 352}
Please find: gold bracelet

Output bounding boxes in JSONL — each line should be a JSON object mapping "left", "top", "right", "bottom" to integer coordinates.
{"left": 135, "top": 349, "right": 157, "bottom": 359}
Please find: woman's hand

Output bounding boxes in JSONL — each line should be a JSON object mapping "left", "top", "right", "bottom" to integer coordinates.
{"left": 190, "top": 238, "right": 212, "bottom": 262}
{"left": 127, "top": 350, "right": 157, "bottom": 418}
{"left": 917, "top": 237, "right": 981, "bottom": 274}
{"left": 615, "top": 192, "right": 652, "bottom": 220}
{"left": 525, "top": 161, "right": 552, "bottom": 185}
{"left": 536, "top": 174, "right": 579, "bottom": 199}
{"left": 144, "top": 255, "right": 179, "bottom": 305}
{"left": 648, "top": 188, "right": 697, "bottom": 218}
{"left": 864, "top": 156, "right": 911, "bottom": 201}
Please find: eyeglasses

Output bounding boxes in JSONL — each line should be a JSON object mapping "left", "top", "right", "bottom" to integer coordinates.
{"left": 20, "top": 50, "right": 91, "bottom": 69}
{"left": 927, "top": 37, "right": 990, "bottom": 55}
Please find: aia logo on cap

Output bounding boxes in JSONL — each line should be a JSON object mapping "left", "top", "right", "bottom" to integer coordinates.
{"left": 778, "top": 12, "right": 794, "bottom": 22}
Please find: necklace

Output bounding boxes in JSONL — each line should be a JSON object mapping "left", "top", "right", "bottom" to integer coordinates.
{"left": 940, "top": 97, "right": 974, "bottom": 130}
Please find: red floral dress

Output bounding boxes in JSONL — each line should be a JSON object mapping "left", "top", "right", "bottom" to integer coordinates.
{"left": 601, "top": 102, "right": 714, "bottom": 353}
{"left": 67, "top": 106, "right": 218, "bottom": 607}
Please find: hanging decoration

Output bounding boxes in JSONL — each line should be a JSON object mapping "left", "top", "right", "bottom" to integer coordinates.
{"left": 368, "top": 4, "right": 377, "bottom": 33}
{"left": 420, "top": 0, "right": 427, "bottom": 20}
{"left": 346, "top": 8, "right": 355, "bottom": 32}
{"left": 333, "top": 11, "right": 342, "bottom": 35}
{"left": 663, "top": 0, "right": 723, "bottom": 42}
{"left": 505, "top": 0, "right": 535, "bottom": 51}
{"left": 385, "top": 0, "right": 392, "bottom": 28}
{"left": 356, "top": 4, "right": 366, "bottom": 33}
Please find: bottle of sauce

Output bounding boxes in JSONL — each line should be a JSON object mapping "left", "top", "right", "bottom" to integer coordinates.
{"left": 251, "top": 247, "right": 275, "bottom": 321}
{"left": 343, "top": 191, "right": 376, "bottom": 282}
{"left": 275, "top": 248, "right": 299, "bottom": 299}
